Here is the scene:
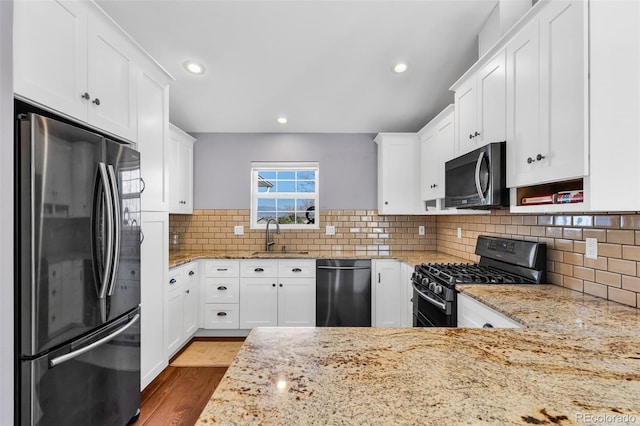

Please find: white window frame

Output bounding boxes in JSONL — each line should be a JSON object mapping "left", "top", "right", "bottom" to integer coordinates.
{"left": 250, "top": 161, "right": 319, "bottom": 230}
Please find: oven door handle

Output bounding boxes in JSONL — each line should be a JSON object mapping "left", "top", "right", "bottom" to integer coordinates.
{"left": 412, "top": 283, "right": 447, "bottom": 311}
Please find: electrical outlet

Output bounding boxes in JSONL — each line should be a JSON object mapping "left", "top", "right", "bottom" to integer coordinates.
{"left": 418, "top": 226, "right": 425, "bottom": 235}
{"left": 326, "top": 225, "right": 336, "bottom": 236}
{"left": 585, "top": 238, "right": 598, "bottom": 259}
{"left": 234, "top": 225, "right": 244, "bottom": 236}
{"left": 457, "top": 227, "right": 462, "bottom": 239}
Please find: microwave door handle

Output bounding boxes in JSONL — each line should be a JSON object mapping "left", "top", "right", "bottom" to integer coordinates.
{"left": 474, "top": 151, "right": 486, "bottom": 204}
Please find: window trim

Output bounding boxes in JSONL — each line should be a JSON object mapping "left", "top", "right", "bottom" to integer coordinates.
{"left": 250, "top": 162, "right": 320, "bottom": 230}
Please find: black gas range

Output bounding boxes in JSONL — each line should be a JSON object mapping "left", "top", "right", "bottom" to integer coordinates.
{"left": 411, "top": 236, "right": 546, "bottom": 327}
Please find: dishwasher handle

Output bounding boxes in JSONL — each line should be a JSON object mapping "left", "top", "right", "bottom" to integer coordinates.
{"left": 316, "top": 266, "right": 371, "bottom": 271}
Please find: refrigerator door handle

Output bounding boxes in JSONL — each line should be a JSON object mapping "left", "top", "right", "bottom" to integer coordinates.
{"left": 49, "top": 312, "right": 140, "bottom": 368}
{"left": 97, "top": 162, "right": 114, "bottom": 299}
{"left": 106, "top": 165, "right": 121, "bottom": 297}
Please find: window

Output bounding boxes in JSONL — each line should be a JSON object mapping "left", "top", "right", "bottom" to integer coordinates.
{"left": 251, "top": 162, "right": 319, "bottom": 229}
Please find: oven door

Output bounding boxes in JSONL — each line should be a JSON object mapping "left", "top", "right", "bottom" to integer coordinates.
{"left": 412, "top": 286, "right": 455, "bottom": 327}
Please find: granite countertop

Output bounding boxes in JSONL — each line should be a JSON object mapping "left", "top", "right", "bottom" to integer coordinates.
{"left": 169, "top": 249, "right": 468, "bottom": 269}
{"left": 197, "top": 285, "right": 640, "bottom": 425}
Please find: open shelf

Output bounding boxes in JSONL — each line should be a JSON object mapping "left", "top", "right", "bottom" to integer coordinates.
{"left": 511, "top": 178, "right": 587, "bottom": 213}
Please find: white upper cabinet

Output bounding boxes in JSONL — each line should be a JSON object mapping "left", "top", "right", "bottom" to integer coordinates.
{"left": 419, "top": 105, "right": 455, "bottom": 202}
{"left": 375, "top": 133, "right": 419, "bottom": 214}
{"left": 137, "top": 68, "right": 170, "bottom": 212}
{"left": 168, "top": 124, "right": 196, "bottom": 214}
{"left": 13, "top": 0, "right": 170, "bottom": 144}
{"left": 452, "top": 49, "right": 506, "bottom": 156}
{"left": 14, "top": 0, "right": 88, "bottom": 120}
{"left": 506, "top": 0, "right": 587, "bottom": 188}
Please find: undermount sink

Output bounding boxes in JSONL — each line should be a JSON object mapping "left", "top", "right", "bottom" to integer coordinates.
{"left": 250, "top": 251, "right": 309, "bottom": 257}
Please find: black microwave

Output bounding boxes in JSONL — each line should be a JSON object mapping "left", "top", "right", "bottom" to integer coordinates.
{"left": 444, "top": 141, "right": 508, "bottom": 209}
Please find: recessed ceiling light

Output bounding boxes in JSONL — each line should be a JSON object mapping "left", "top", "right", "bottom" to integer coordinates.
{"left": 184, "top": 60, "right": 205, "bottom": 75}
{"left": 276, "top": 117, "right": 288, "bottom": 124}
{"left": 393, "top": 63, "right": 408, "bottom": 73}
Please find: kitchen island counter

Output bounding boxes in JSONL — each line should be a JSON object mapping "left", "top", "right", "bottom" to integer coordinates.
{"left": 197, "top": 285, "right": 640, "bottom": 425}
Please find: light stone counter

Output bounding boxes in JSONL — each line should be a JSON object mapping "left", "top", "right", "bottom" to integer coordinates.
{"left": 197, "top": 285, "right": 640, "bottom": 425}
{"left": 169, "top": 249, "right": 467, "bottom": 269}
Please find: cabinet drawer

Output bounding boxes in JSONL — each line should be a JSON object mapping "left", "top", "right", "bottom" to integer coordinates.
{"left": 168, "top": 268, "right": 183, "bottom": 292}
{"left": 277, "top": 260, "right": 316, "bottom": 278}
{"left": 205, "top": 260, "right": 239, "bottom": 277}
{"left": 240, "top": 260, "right": 278, "bottom": 277}
{"left": 203, "top": 304, "right": 239, "bottom": 329}
{"left": 457, "top": 293, "right": 523, "bottom": 329}
{"left": 204, "top": 277, "right": 239, "bottom": 304}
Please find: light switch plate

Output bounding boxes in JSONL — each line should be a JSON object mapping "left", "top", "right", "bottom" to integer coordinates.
{"left": 457, "top": 227, "right": 462, "bottom": 239}
{"left": 418, "top": 226, "right": 425, "bottom": 235}
{"left": 585, "top": 238, "right": 598, "bottom": 259}
{"left": 234, "top": 225, "right": 244, "bottom": 235}
{"left": 326, "top": 225, "right": 336, "bottom": 235}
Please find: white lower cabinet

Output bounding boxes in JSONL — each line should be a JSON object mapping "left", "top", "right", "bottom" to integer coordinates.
{"left": 372, "top": 259, "right": 403, "bottom": 327}
{"left": 166, "top": 261, "right": 200, "bottom": 357}
{"left": 457, "top": 293, "right": 523, "bottom": 328}
{"left": 239, "top": 259, "right": 316, "bottom": 329}
{"left": 140, "top": 212, "right": 168, "bottom": 390}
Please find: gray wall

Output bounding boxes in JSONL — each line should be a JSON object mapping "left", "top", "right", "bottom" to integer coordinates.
{"left": 1, "top": 1, "right": 13, "bottom": 423}
{"left": 192, "top": 133, "right": 378, "bottom": 210}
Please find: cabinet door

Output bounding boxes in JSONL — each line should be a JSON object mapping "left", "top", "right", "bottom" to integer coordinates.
{"left": 506, "top": 20, "right": 540, "bottom": 187}
{"left": 183, "top": 264, "right": 199, "bottom": 337}
{"left": 376, "top": 134, "right": 417, "bottom": 214}
{"left": 14, "top": 0, "right": 88, "bottom": 120}
{"left": 453, "top": 77, "right": 477, "bottom": 156}
{"left": 239, "top": 278, "right": 278, "bottom": 328}
{"left": 457, "top": 293, "right": 522, "bottom": 328}
{"left": 277, "top": 278, "right": 316, "bottom": 327}
{"left": 538, "top": 0, "right": 587, "bottom": 183}
{"left": 138, "top": 70, "right": 169, "bottom": 212}
{"left": 434, "top": 110, "right": 455, "bottom": 200}
{"left": 372, "top": 260, "right": 402, "bottom": 327}
{"left": 477, "top": 49, "right": 506, "bottom": 145}
{"left": 140, "top": 212, "right": 168, "bottom": 390}
{"left": 169, "top": 125, "right": 195, "bottom": 214}
{"left": 419, "top": 128, "right": 438, "bottom": 201}
{"left": 86, "top": 14, "right": 137, "bottom": 141}
{"left": 166, "top": 269, "right": 184, "bottom": 356}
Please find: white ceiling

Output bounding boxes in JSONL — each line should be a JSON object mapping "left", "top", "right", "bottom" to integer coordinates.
{"left": 97, "top": 0, "right": 498, "bottom": 133}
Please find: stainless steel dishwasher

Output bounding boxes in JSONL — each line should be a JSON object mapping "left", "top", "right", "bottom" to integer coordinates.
{"left": 316, "top": 259, "right": 371, "bottom": 326}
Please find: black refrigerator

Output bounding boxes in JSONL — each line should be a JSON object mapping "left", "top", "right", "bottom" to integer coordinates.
{"left": 15, "top": 109, "right": 142, "bottom": 425}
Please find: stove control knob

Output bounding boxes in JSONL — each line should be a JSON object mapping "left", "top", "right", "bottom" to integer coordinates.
{"left": 428, "top": 282, "right": 436, "bottom": 292}
{"left": 434, "top": 285, "right": 443, "bottom": 295}
{"left": 422, "top": 277, "right": 429, "bottom": 286}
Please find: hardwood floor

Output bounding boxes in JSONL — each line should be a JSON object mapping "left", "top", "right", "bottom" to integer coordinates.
{"left": 137, "top": 338, "right": 244, "bottom": 425}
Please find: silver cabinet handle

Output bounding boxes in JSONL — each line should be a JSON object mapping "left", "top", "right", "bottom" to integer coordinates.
{"left": 188, "top": 270, "right": 195, "bottom": 276}
{"left": 217, "top": 312, "right": 227, "bottom": 317}
{"left": 483, "top": 323, "right": 494, "bottom": 328}
{"left": 169, "top": 278, "right": 177, "bottom": 284}
{"left": 292, "top": 268, "right": 302, "bottom": 272}
{"left": 217, "top": 268, "right": 228, "bottom": 271}
{"left": 185, "top": 290, "right": 190, "bottom": 294}
{"left": 92, "top": 98, "right": 101, "bottom": 106}
{"left": 255, "top": 268, "right": 264, "bottom": 272}
{"left": 81, "top": 92, "right": 90, "bottom": 100}
{"left": 536, "top": 154, "right": 546, "bottom": 161}
{"left": 50, "top": 313, "right": 140, "bottom": 367}
{"left": 217, "top": 286, "right": 227, "bottom": 291}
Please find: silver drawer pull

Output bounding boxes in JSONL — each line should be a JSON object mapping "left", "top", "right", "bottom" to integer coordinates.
{"left": 188, "top": 270, "right": 195, "bottom": 276}
{"left": 292, "top": 268, "right": 302, "bottom": 272}
{"left": 255, "top": 268, "right": 264, "bottom": 272}
{"left": 217, "top": 312, "right": 227, "bottom": 317}
{"left": 169, "top": 278, "right": 177, "bottom": 285}
{"left": 217, "top": 268, "right": 228, "bottom": 271}
{"left": 217, "top": 286, "right": 227, "bottom": 291}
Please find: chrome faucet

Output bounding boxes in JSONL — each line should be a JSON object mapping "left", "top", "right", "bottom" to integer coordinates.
{"left": 265, "top": 218, "right": 281, "bottom": 251}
